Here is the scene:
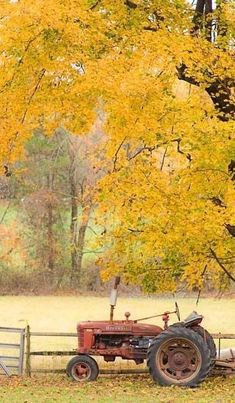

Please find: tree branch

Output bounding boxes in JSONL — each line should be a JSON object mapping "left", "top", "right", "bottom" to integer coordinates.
{"left": 225, "top": 224, "right": 235, "bottom": 237}
{"left": 178, "top": 64, "right": 235, "bottom": 121}
{"left": 0, "top": 31, "right": 43, "bottom": 95}
{"left": 178, "top": 0, "right": 234, "bottom": 121}
{"left": 113, "top": 137, "right": 127, "bottom": 172}
{"left": 209, "top": 247, "right": 235, "bottom": 282}
{"left": 160, "top": 146, "right": 168, "bottom": 171}
{"left": 0, "top": 201, "right": 11, "bottom": 224}
{"left": 124, "top": 0, "right": 137, "bottom": 9}
{"left": 128, "top": 145, "right": 156, "bottom": 161}
{"left": 128, "top": 228, "right": 144, "bottom": 233}
{"left": 21, "top": 68, "right": 46, "bottom": 124}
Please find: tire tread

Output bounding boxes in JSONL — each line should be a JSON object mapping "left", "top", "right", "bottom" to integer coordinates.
{"left": 147, "top": 326, "right": 211, "bottom": 387}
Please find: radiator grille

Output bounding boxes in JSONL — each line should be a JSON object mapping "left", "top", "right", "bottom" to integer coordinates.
{"left": 78, "top": 327, "right": 84, "bottom": 348}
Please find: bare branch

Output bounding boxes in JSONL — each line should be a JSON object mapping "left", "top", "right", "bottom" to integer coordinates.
{"left": 174, "top": 138, "right": 192, "bottom": 161}
{"left": 21, "top": 68, "right": 46, "bottom": 124}
{"left": 0, "top": 31, "right": 43, "bottom": 94}
{"left": 160, "top": 146, "right": 168, "bottom": 171}
{"left": 128, "top": 228, "right": 144, "bottom": 233}
{"left": 113, "top": 137, "right": 127, "bottom": 172}
{"left": 225, "top": 224, "right": 235, "bottom": 237}
{"left": 124, "top": 0, "right": 137, "bottom": 9}
{"left": 0, "top": 201, "right": 11, "bottom": 224}
{"left": 128, "top": 145, "right": 156, "bottom": 161}
{"left": 210, "top": 247, "right": 235, "bottom": 283}
{"left": 89, "top": 0, "right": 100, "bottom": 10}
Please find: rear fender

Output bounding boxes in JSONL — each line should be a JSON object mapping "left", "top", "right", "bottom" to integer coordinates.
{"left": 183, "top": 311, "right": 203, "bottom": 327}
{"left": 171, "top": 311, "right": 203, "bottom": 328}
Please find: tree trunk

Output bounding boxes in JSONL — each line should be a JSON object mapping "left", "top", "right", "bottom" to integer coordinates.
{"left": 205, "top": 0, "right": 213, "bottom": 41}
{"left": 47, "top": 200, "right": 54, "bottom": 278}
{"left": 192, "top": 0, "right": 205, "bottom": 34}
{"left": 69, "top": 159, "right": 79, "bottom": 287}
{"left": 71, "top": 205, "right": 91, "bottom": 288}
{"left": 46, "top": 173, "right": 55, "bottom": 285}
{"left": 68, "top": 138, "right": 91, "bottom": 289}
{"left": 178, "top": 0, "right": 235, "bottom": 121}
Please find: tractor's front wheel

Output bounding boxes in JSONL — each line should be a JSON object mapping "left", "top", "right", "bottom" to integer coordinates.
{"left": 147, "top": 327, "right": 211, "bottom": 387}
{"left": 66, "top": 355, "right": 99, "bottom": 382}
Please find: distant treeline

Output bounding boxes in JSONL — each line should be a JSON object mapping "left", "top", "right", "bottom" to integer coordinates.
{"left": 0, "top": 130, "right": 103, "bottom": 293}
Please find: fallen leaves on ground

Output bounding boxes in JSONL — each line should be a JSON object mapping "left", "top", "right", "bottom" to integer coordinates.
{"left": 0, "top": 374, "right": 234, "bottom": 403}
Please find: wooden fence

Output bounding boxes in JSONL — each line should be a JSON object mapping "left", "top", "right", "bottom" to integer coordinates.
{"left": 25, "top": 326, "right": 77, "bottom": 376}
{"left": 24, "top": 327, "right": 235, "bottom": 376}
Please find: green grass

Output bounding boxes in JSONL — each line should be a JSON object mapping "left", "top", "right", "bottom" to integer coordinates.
{"left": 0, "top": 374, "right": 234, "bottom": 403}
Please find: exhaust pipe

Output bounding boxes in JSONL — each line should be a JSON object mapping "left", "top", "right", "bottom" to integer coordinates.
{"left": 109, "top": 276, "right": 120, "bottom": 321}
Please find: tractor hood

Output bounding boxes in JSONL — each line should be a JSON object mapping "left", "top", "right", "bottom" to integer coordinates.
{"left": 77, "top": 320, "right": 163, "bottom": 336}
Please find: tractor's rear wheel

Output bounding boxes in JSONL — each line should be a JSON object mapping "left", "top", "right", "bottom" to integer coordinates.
{"left": 66, "top": 355, "right": 99, "bottom": 382}
{"left": 170, "top": 324, "right": 217, "bottom": 366}
{"left": 147, "top": 327, "right": 211, "bottom": 387}
{"left": 192, "top": 325, "right": 217, "bottom": 366}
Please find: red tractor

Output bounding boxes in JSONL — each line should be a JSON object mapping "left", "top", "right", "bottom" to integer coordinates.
{"left": 66, "top": 278, "right": 216, "bottom": 387}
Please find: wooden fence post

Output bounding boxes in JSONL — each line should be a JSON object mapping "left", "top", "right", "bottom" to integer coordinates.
{"left": 25, "top": 325, "right": 31, "bottom": 377}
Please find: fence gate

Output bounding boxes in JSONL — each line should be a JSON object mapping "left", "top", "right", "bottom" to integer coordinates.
{"left": 0, "top": 327, "right": 25, "bottom": 376}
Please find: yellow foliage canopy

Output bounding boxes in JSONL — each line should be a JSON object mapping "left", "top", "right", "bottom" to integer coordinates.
{"left": 0, "top": 0, "right": 235, "bottom": 291}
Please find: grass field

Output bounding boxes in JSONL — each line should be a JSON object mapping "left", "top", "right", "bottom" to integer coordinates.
{"left": 0, "top": 374, "right": 234, "bottom": 403}
{"left": 0, "top": 295, "right": 234, "bottom": 332}
{"left": 0, "top": 295, "right": 234, "bottom": 366}
{"left": 0, "top": 295, "right": 234, "bottom": 402}
{"left": 0, "top": 295, "right": 234, "bottom": 348}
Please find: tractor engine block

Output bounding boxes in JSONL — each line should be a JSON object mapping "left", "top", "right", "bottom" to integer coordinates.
{"left": 95, "top": 335, "right": 154, "bottom": 350}
{"left": 77, "top": 321, "right": 163, "bottom": 362}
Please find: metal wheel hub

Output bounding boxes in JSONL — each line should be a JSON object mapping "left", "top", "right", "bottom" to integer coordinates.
{"left": 168, "top": 349, "right": 190, "bottom": 370}
{"left": 157, "top": 337, "right": 202, "bottom": 382}
{"left": 74, "top": 363, "right": 91, "bottom": 380}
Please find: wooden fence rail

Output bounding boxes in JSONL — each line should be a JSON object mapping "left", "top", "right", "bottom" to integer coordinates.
{"left": 24, "top": 327, "right": 235, "bottom": 376}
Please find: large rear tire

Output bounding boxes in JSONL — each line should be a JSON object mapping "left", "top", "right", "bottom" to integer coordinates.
{"left": 170, "top": 324, "right": 217, "bottom": 366}
{"left": 66, "top": 355, "right": 99, "bottom": 382}
{"left": 147, "top": 327, "right": 211, "bottom": 387}
{"left": 192, "top": 325, "right": 216, "bottom": 366}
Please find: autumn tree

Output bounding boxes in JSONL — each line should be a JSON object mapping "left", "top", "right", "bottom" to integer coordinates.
{"left": 16, "top": 128, "right": 104, "bottom": 290}
{"left": 66, "top": 123, "right": 105, "bottom": 288}
{"left": 19, "top": 131, "right": 70, "bottom": 289}
{"left": 0, "top": 0, "right": 234, "bottom": 292}
{"left": 94, "top": 0, "right": 235, "bottom": 292}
